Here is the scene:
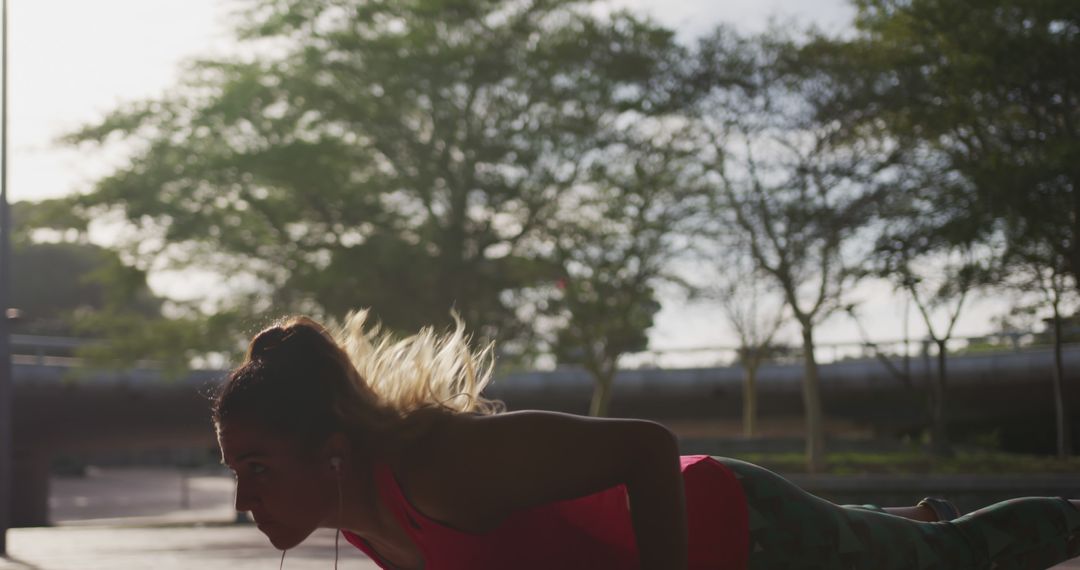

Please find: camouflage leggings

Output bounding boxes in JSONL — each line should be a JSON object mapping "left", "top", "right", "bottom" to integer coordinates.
{"left": 714, "top": 458, "right": 1080, "bottom": 570}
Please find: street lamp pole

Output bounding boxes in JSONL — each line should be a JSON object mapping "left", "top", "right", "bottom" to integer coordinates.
{"left": 0, "top": 0, "right": 12, "bottom": 555}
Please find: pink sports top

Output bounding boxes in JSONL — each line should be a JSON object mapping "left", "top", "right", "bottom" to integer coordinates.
{"left": 343, "top": 455, "right": 749, "bottom": 570}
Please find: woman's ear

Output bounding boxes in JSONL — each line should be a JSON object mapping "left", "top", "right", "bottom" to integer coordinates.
{"left": 321, "top": 432, "right": 351, "bottom": 471}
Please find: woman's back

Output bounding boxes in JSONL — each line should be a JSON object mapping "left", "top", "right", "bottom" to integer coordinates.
{"left": 344, "top": 455, "right": 749, "bottom": 570}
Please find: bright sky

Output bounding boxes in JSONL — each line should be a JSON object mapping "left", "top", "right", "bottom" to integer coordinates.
{"left": 8, "top": 0, "right": 854, "bottom": 202}
{"left": 3, "top": 0, "right": 1011, "bottom": 359}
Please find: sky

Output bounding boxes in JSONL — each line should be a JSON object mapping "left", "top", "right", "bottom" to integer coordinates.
{"left": 3, "top": 0, "right": 1014, "bottom": 362}
{"left": 8, "top": 0, "right": 855, "bottom": 203}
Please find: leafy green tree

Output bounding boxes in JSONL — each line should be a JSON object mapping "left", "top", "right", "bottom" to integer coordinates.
{"left": 72, "top": 309, "right": 243, "bottom": 376}
{"left": 9, "top": 199, "right": 241, "bottom": 372}
{"left": 545, "top": 128, "right": 705, "bottom": 417}
{"left": 66, "top": 0, "right": 682, "bottom": 350}
{"left": 8, "top": 199, "right": 153, "bottom": 336}
{"left": 814, "top": 0, "right": 1079, "bottom": 290}
{"left": 800, "top": 0, "right": 1078, "bottom": 456}
{"left": 9, "top": 241, "right": 142, "bottom": 336}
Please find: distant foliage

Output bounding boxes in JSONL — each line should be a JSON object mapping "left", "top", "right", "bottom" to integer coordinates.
{"left": 65, "top": 0, "right": 684, "bottom": 361}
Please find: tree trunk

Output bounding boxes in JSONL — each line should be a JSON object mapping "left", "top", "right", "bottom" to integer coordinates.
{"left": 799, "top": 324, "right": 826, "bottom": 473}
{"left": 1069, "top": 176, "right": 1080, "bottom": 292}
{"left": 1052, "top": 302, "right": 1072, "bottom": 458}
{"left": 589, "top": 370, "right": 615, "bottom": 417}
{"left": 742, "top": 360, "right": 759, "bottom": 438}
{"left": 930, "top": 340, "right": 953, "bottom": 457}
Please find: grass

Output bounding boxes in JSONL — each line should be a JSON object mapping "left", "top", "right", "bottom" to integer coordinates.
{"left": 734, "top": 450, "right": 1080, "bottom": 475}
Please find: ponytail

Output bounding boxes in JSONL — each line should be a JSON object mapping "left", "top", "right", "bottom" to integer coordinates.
{"left": 333, "top": 309, "right": 502, "bottom": 416}
{"left": 213, "top": 309, "right": 502, "bottom": 450}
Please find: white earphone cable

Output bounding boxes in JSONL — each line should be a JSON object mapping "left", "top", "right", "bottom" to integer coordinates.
{"left": 278, "top": 460, "right": 343, "bottom": 570}
{"left": 335, "top": 465, "right": 343, "bottom": 570}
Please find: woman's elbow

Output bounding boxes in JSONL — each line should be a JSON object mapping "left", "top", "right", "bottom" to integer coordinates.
{"left": 633, "top": 420, "right": 680, "bottom": 462}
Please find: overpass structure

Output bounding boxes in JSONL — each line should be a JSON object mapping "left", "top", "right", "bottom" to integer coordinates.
{"left": 9, "top": 336, "right": 1080, "bottom": 526}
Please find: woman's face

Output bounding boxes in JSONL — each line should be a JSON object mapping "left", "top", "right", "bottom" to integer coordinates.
{"left": 218, "top": 420, "right": 334, "bottom": 550}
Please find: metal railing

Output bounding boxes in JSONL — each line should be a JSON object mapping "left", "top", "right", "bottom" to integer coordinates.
{"left": 10, "top": 335, "right": 96, "bottom": 367}
{"left": 7, "top": 330, "right": 1073, "bottom": 375}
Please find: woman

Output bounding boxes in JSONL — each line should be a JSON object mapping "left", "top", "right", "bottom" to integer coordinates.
{"left": 213, "top": 311, "right": 1080, "bottom": 569}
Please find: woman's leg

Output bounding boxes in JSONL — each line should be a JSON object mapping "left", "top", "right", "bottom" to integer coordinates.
{"left": 949, "top": 497, "right": 1080, "bottom": 569}
{"left": 713, "top": 457, "right": 1080, "bottom": 570}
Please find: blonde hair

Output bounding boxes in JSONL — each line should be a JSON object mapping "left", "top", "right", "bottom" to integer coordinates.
{"left": 213, "top": 309, "right": 502, "bottom": 454}
{"left": 333, "top": 309, "right": 504, "bottom": 416}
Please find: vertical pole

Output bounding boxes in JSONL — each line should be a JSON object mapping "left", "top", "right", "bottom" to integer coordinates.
{"left": 0, "top": 0, "right": 12, "bottom": 554}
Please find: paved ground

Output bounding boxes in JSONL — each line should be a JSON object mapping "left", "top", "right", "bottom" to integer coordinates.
{"left": 1, "top": 467, "right": 378, "bottom": 569}
{"left": 0, "top": 467, "right": 1076, "bottom": 569}
{"left": 48, "top": 467, "right": 234, "bottom": 525}
{"left": 48, "top": 467, "right": 236, "bottom": 525}
{"left": 3, "top": 524, "right": 1079, "bottom": 569}
{"left": 1, "top": 526, "right": 378, "bottom": 569}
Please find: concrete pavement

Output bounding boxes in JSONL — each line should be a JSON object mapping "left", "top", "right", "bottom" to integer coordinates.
{"left": 0, "top": 467, "right": 1076, "bottom": 569}
{"left": 3, "top": 523, "right": 1080, "bottom": 569}
{"left": 0, "top": 466, "right": 379, "bottom": 569}
{"left": 1, "top": 525, "right": 378, "bottom": 569}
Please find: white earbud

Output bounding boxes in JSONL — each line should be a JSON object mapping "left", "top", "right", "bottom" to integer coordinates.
{"left": 330, "top": 456, "right": 342, "bottom": 470}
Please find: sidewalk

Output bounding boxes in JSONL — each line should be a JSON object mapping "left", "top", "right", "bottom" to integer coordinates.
{"left": 1, "top": 525, "right": 379, "bottom": 570}
{"left": 1, "top": 467, "right": 1077, "bottom": 569}
{"left": 3, "top": 523, "right": 1079, "bottom": 569}
{"left": 0, "top": 467, "right": 380, "bottom": 569}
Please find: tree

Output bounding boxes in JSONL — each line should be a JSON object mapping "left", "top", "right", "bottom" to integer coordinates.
{"left": 1000, "top": 241, "right": 1075, "bottom": 458}
{"left": 66, "top": 0, "right": 683, "bottom": 349}
{"left": 8, "top": 240, "right": 150, "bottom": 337}
{"left": 860, "top": 152, "right": 997, "bottom": 456}
{"left": 697, "top": 247, "right": 786, "bottom": 437}
{"left": 816, "top": 0, "right": 1080, "bottom": 292}
{"left": 875, "top": 233, "right": 992, "bottom": 456}
{"left": 546, "top": 127, "right": 705, "bottom": 417}
{"left": 724, "top": 282, "right": 785, "bottom": 439}
{"left": 692, "top": 27, "right": 894, "bottom": 471}
{"left": 7, "top": 199, "right": 152, "bottom": 335}
{"left": 8, "top": 199, "right": 245, "bottom": 372}
{"left": 803, "top": 0, "right": 1077, "bottom": 454}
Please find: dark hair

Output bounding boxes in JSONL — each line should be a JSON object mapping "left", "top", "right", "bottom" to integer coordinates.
{"left": 213, "top": 317, "right": 386, "bottom": 449}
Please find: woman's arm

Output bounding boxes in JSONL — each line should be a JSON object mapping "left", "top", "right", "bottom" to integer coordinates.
{"left": 406, "top": 410, "right": 688, "bottom": 570}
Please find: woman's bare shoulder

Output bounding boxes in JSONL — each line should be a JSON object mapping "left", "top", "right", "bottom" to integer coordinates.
{"left": 389, "top": 413, "right": 488, "bottom": 518}
{"left": 390, "top": 411, "right": 560, "bottom": 529}
{"left": 393, "top": 410, "right": 665, "bottom": 531}
{"left": 403, "top": 410, "right": 557, "bottom": 461}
